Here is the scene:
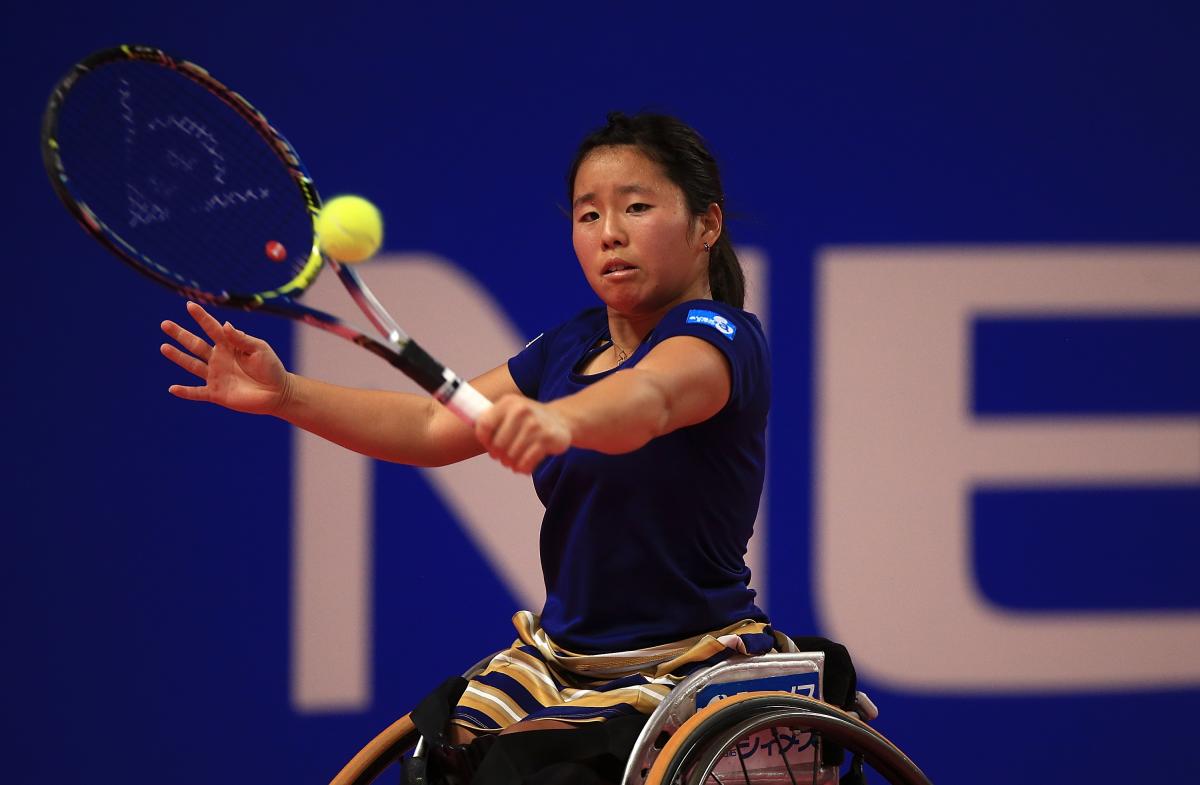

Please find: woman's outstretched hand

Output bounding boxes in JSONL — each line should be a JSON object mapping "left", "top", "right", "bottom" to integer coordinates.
{"left": 160, "top": 301, "right": 293, "bottom": 415}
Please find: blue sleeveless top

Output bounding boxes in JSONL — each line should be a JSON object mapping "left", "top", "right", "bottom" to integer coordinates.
{"left": 507, "top": 299, "right": 770, "bottom": 653}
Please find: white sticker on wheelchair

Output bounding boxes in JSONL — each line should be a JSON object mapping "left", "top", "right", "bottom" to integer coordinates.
{"left": 696, "top": 671, "right": 820, "bottom": 708}
{"left": 816, "top": 248, "right": 1200, "bottom": 691}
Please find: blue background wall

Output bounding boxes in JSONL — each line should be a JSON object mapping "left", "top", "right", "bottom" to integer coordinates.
{"left": 4, "top": 3, "right": 1198, "bottom": 782}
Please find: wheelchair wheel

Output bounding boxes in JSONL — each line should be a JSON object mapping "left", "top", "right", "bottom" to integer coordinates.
{"left": 642, "top": 692, "right": 931, "bottom": 785}
{"left": 328, "top": 713, "right": 420, "bottom": 785}
{"left": 330, "top": 653, "right": 500, "bottom": 785}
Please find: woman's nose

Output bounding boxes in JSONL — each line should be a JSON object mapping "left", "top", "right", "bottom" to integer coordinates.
{"left": 600, "top": 214, "right": 626, "bottom": 249}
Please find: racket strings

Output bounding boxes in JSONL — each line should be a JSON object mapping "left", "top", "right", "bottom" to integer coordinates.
{"left": 52, "top": 57, "right": 316, "bottom": 301}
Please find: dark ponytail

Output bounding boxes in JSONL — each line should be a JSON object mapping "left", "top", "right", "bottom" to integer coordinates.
{"left": 567, "top": 112, "right": 745, "bottom": 309}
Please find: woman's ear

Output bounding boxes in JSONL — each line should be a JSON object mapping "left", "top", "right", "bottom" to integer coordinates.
{"left": 700, "top": 202, "right": 723, "bottom": 247}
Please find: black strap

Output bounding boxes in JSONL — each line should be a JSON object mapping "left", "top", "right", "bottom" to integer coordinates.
{"left": 410, "top": 676, "right": 468, "bottom": 744}
{"left": 787, "top": 635, "right": 858, "bottom": 711}
{"left": 787, "top": 635, "right": 860, "bottom": 769}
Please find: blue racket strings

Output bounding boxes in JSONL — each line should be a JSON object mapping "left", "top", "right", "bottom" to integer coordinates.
{"left": 53, "top": 58, "right": 315, "bottom": 300}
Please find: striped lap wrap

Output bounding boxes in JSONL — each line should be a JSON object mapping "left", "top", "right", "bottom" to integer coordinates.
{"left": 451, "top": 611, "right": 797, "bottom": 731}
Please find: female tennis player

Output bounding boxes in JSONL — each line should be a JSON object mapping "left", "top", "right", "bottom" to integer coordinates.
{"left": 161, "top": 112, "right": 788, "bottom": 785}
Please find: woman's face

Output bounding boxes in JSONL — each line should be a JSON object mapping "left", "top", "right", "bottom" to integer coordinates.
{"left": 571, "top": 145, "right": 714, "bottom": 316}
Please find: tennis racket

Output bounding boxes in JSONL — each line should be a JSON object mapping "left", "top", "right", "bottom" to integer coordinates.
{"left": 41, "top": 44, "right": 491, "bottom": 423}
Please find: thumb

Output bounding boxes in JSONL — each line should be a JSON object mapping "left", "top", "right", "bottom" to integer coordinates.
{"left": 475, "top": 406, "right": 498, "bottom": 448}
{"left": 223, "top": 321, "right": 256, "bottom": 350}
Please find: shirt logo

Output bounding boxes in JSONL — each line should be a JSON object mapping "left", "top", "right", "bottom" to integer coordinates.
{"left": 686, "top": 309, "right": 736, "bottom": 340}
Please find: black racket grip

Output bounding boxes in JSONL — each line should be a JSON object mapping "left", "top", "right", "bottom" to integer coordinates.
{"left": 392, "top": 340, "right": 447, "bottom": 394}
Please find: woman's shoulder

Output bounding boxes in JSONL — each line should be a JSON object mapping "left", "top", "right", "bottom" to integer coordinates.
{"left": 653, "top": 298, "right": 767, "bottom": 347}
{"left": 649, "top": 299, "right": 770, "bottom": 413}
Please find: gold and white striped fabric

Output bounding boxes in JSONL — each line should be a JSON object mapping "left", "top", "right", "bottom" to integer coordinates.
{"left": 450, "top": 611, "right": 796, "bottom": 731}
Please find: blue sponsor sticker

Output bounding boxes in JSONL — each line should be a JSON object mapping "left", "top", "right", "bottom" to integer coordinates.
{"left": 696, "top": 671, "right": 821, "bottom": 709}
{"left": 686, "top": 309, "right": 737, "bottom": 340}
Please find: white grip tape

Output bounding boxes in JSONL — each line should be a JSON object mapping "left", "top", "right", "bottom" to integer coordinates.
{"left": 444, "top": 380, "right": 493, "bottom": 424}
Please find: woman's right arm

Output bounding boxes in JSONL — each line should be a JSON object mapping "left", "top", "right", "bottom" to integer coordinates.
{"left": 161, "top": 301, "right": 520, "bottom": 467}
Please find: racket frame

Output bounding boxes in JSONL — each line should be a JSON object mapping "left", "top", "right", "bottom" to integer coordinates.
{"left": 42, "top": 44, "right": 491, "bottom": 423}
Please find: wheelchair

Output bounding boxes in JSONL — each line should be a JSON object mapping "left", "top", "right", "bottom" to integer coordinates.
{"left": 329, "top": 638, "right": 932, "bottom": 785}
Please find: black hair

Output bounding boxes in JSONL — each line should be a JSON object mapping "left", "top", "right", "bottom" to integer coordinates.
{"left": 566, "top": 112, "right": 745, "bottom": 309}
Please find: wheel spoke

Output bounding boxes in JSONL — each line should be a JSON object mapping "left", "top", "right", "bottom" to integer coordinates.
{"left": 735, "top": 737, "right": 752, "bottom": 785}
{"left": 768, "top": 725, "right": 800, "bottom": 785}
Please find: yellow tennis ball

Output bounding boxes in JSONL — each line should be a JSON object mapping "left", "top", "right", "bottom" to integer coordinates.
{"left": 316, "top": 195, "right": 383, "bottom": 263}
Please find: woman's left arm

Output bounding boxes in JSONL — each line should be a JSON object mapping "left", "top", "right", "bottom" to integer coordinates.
{"left": 475, "top": 336, "right": 731, "bottom": 473}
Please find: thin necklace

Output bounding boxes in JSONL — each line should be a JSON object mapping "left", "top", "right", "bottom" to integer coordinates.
{"left": 611, "top": 329, "right": 651, "bottom": 365}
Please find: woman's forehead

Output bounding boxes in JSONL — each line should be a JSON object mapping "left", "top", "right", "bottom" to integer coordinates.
{"left": 574, "top": 146, "right": 671, "bottom": 197}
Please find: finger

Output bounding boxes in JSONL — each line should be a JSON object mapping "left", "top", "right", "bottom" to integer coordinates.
{"left": 488, "top": 403, "right": 528, "bottom": 457}
{"left": 504, "top": 420, "right": 542, "bottom": 469}
{"left": 225, "top": 322, "right": 251, "bottom": 344}
{"left": 186, "top": 301, "right": 226, "bottom": 344}
{"left": 515, "top": 444, "right": 545, "bottom": 475}
{"left": 167, "top": 383, "right": 211, "bottom": 402}
{"left": 485, "top": 440, "right": 513, "bottom": 468}
{"left": 223, "top": 321, "right": 248, "bottom": 353}
{"left": 161, "top": 320, "right": 213, "bottom": 361}
{"left": 224, "top": 321, "right": 266, "bottom": 354}
{"left": 475, "top": 408, "right": 499, "bottom": 451}
{"left": 160, "top": 343, "right": 209, "bottom": 380}
{"left": 489, "top": 451, "right": 515, "bottom": 471}
{"left": 488, "top": 436, "right": 523, "bottom": 470}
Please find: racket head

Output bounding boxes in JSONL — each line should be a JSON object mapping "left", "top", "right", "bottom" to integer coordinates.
{"left": 41, "top": 44, "right": 325, "bottom": 308}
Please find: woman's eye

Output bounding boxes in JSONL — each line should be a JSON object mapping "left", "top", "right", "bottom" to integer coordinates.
{"left": 578, "top": 210, "right": 599, "bottom": 223}
{"left": 627, "top": 203, "right": 651, "bottom": 213}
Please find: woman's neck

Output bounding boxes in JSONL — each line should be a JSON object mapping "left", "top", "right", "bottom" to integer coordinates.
{"left": 606, "top": 283, "right": 713, "bottom": 349}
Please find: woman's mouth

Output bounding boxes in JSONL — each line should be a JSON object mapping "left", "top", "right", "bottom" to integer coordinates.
{"left": 602, "top": 259, "right": 638, "bottom": 277}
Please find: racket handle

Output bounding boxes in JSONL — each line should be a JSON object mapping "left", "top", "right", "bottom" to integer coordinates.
{"left": 439, "top": 379, "right": 493, "bottom": 424}
{"left": 386, "top": 339, "right": 491, "bottom": 423}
